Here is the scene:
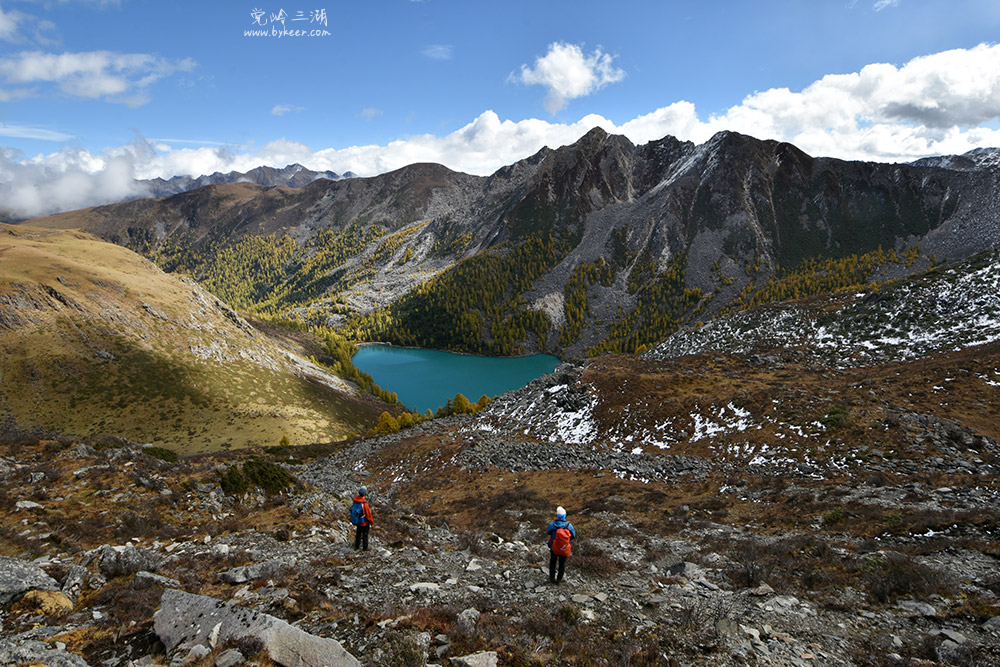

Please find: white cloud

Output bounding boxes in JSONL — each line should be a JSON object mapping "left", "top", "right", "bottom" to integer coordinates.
{"left": 271, "top": 104, "right": 303, "bottom": 116}
{"left": 6, "top": 44, "right": 1000, "bottom": 219}
{"left": 360, "top": 107, "right": 384, "bottom": 121}
{"left": 513, "top": 42, "right": 625, "bottom": 113}
{"left": 0, "top": 123, "right": 73, "bottom": 141}
{"left": 422, "top": 44, "right": 452, "bottom": 60}
{"left": 874, "top": 0, "right": 900, "bottom": 10}
{"left": 0, "top": 50, "right": 196, "bottom": 105}
{"left": 0, "top": 5, "right": 23, "bottom": 41}
{"left": 0, "top": 147, "right": 148, "bottom": 219}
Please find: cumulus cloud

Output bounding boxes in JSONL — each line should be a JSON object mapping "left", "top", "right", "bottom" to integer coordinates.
{"left": 421, "top": 44, "right": 452, "bottom": 60}
{"left": 0, "top": 147, "right": 149, "bottom": 219}
{"left": 513, "top": 42, "right": 625, "bottom": 113}
{"left": 271, "top": 104, "right": 303, "bottom": 116}
{"left": 6, "top": 44, "right": 1000, "bottom": 219}
{"left": 0, "top": 50, "right": 196, "bottom": 105}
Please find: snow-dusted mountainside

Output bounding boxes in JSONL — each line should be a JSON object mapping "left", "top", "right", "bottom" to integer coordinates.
{"left": 645, "top": 248, "right": 1000, "bottom": 367}
{"left": 458, "top": 248, "right": 1000, "bottom": 483}
{"left": 912, "top": 146, "right": 1000, "bottom": 171}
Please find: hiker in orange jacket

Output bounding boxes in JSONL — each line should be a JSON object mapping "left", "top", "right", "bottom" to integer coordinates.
{"left": 547, "top": 506, "right": 576, "bottom": 583}
{"left": 351, "top": 486, "right": 375, "bottom": 551}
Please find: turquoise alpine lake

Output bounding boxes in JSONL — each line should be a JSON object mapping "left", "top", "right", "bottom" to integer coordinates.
{"left": 351, "top": 345, "right": 561, "bottom": 414}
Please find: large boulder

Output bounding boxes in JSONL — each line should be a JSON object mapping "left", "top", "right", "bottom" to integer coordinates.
{"left": 91, "top": 544, "right": 161, "bottom": 579}
{"left": 154, "top": 589, "right": 360, "bottom": 667}
{"left": 0, "top": 555, "right": 59, "bottom": 604}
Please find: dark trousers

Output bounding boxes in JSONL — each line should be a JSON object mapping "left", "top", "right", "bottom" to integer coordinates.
{"left": 549, "top": 551, "right": 567, "bottom": 582}
{"left": 354, "top": 524, "right": 370, "bottom": 550}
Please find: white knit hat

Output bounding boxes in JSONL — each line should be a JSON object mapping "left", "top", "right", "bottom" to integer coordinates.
{"left": 556, "top": 506, "right": 566, "bottom": 518}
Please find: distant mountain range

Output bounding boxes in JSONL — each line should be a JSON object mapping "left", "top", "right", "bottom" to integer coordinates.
{"left": 25, "top": 129, "right": 1000, "bottom": 358}
{"left": 140, "top": 163, "right": 351, "bottom": 197}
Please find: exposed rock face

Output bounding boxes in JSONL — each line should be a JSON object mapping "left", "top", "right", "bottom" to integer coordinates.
{"left": 153, "top": 589, "right": 361, "bottom": 667}
{"left": 0, "top": 555, "right": 59, "bottom": 604}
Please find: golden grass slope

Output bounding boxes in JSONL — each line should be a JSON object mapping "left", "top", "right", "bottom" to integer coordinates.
{"left": 0, "top": 224, "right": 382, "bottom": 453}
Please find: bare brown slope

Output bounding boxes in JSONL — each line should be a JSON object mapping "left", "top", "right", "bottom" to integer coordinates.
{"left": 0, "top": 224, "right": 384, "bottom": 453}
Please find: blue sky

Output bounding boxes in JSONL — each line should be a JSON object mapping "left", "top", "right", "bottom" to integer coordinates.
{"left": 3, "top": 0, "right": 1000, "bottom": 217}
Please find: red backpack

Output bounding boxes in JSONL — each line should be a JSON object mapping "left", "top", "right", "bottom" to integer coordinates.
{"left": 552, "top": 527, "right": 572, "bottom": 557}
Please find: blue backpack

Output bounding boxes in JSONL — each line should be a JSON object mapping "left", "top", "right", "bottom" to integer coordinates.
{"left": 350, "top": 501, "right": 364, "bottom": 526}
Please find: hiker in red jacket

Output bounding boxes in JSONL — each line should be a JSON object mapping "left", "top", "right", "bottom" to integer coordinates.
{"left": 547, "top": 506, "right": 576, "bottom": 583}
{"left": 350, "top": 486, "right": 375, "bottom": 551}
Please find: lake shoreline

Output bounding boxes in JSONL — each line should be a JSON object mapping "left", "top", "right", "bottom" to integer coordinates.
{"left": 354, "top": 340, "right": 564, "bottom": 362}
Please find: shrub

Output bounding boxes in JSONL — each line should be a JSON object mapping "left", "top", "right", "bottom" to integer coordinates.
{"left": 242, "top": 458, "right": 294, "bottom": 495}
{"left": 821, "top": 407, "right": 850, "bottom": 430}
{"left": 572, "top": 541, "right": 623, "bottom": 577}
{"left": 860, "top": 552, "right": 951, "bottom": 603}
{"left": 823, "top": 507, "right": 847, "bottom": 525}
{"left": 557, "top": 604, "right": 580, "bottom": 625}
{"left": 726, "top": 539, "right": 778, "bottom": 588}
{"left": 144, "top": 446, "right": 178, "bottom": 463}
{"left": 218, "top": 466, "right": 249, "bottom": 496}
{"left": 382, "top": 631, "right": 426, "bottom": 667}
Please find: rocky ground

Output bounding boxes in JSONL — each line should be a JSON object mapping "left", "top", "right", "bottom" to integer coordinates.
{"left": 2, "top": 340, "right": 999, "bottom": 667}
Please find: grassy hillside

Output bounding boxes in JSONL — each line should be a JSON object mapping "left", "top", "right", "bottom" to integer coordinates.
{"left": 0, "top": 224, "right": 385, "bottom": 453}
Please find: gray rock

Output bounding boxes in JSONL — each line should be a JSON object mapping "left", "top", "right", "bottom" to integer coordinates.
{"left": 61, "top": 565, "right": 88, "bottom": 601}
{"left": 409, "top": 582, "right": 441, "bottom": 594}
{"left": 694, "top": 576, "right": 721, "bottom": 592}
{"left": 937, "top": 639, "right": 965, "bottom": 664}
{"left": 15, "top": 499, "right": 43, "bottom": 510}
{"left": 449, "top": 651, "right": 498, "bottom": 667}
{"left": 897, "top": 600, "right": 938, "bottom": 617}
{"left": 666, "top": 561, "right": 705, "bottom": 579}
{"left": 214, "top": 648, "right": 245, "bottom": 667}
{"left": 0, "top": 555, "right": 59, "bottom": 604}
{"left": 93, "top": 544, "right": 161, "bottom": 579}
{"left": 933, "top": 629, "right": 966, "bottom": 644}
{"left": 186, "top": 644, "right": 211, "bottom": 661}
{"left": 135, "top": 571, "right": 182, "bottom": 588}
{"left": 455, "top": 608, "right": 480, "bottom": 635}
{"left": 715, "top": 618, "right": 739, "bottom": 635}
{"left": 154, "top": 589, "right": 360, "bottom": 667}
{"left": 218, "top": 557, "right": 296, "bottom": 584}
{"left": 984, "top": 615, "right": 1000, "bottom": 630}
{"left": 0, "top": 639, "right": 90, "bottom": 667}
